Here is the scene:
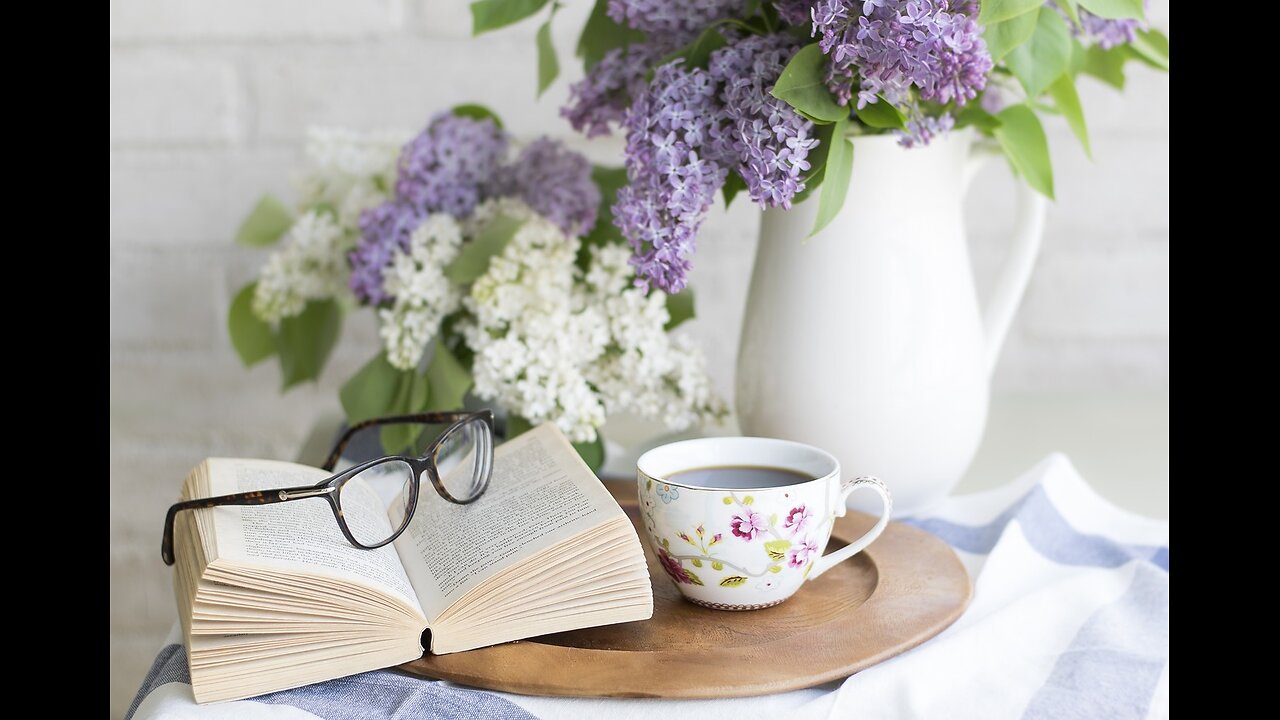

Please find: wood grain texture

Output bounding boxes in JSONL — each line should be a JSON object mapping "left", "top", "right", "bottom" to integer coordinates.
{"left": 399, "top": 479, "right": 971, "bottom": 698}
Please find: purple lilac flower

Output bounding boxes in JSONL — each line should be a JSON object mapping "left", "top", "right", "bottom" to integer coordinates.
{"left": 349, "top": 201, "right": 426, "bottom": 303}
{"left": 500, "top": 138, "right": 601, "bottom": 236}
{"left": 607, "top": 0, "right": 744, "bottom": 34}
{"left": 1055, "top": 0, "right": 1149, "bottom": 50}
{"left": 563, "top": 41, "right": 669, "bottom": 138}
{"left": 614, "top": 61, "right": 727, "bottom": 294}
{"left": 899, "top": 112, "right": 954, "bottom": 148}
{"left": 708, "top": 34, "right": 818, "bottom": 209}
{"left": 348, "top": 113, "right": 508, "bottom": 303}
{"left": 812, "top": 0, "right": 992, "bottom": 145}
{"left": 772, "top": 0, "right": 816, "bottom": 25}
{"left": 350, "top": 113, "right": 604, "bottom": 303}
{"left": 980, "top": 87, "right": 1005, "bottom": 115}
{"left": 395, "top": 112, "right": 508, "bottom": 218}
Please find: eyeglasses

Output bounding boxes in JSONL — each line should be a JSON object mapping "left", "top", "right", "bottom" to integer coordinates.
{"left": 161, "top": 410, "right": 495, "bottom": 565}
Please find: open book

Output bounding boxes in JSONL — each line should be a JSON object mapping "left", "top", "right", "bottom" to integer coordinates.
{"left": 171, "top": 423, "right": 653, "bottom": 703}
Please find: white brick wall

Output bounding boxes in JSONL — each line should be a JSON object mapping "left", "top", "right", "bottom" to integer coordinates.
{"left": 108, "top": 2, "right": 1169, "bottom": 716}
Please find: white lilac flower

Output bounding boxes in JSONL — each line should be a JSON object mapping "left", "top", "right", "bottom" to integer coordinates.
{"left": 466, "top": 202, "right": 725, "bottom": 442}
{"left": 465, "top": 200, "right": 609, "bottom": 441}
{"left": 296, "top": 127, "right": 404, "bottom": 231}
{"left": 378, "top": 214, "right": 464, "bottom": 370}
{"left": 252, "top": 211, "right": 352, "bottom": 323}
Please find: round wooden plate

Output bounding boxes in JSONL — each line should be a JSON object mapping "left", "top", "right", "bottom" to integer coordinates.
{"left": 399, "top": 479, "right": 971, "bottom": 698}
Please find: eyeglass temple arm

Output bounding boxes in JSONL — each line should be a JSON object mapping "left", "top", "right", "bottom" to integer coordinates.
{"left": 320, "top": 411, "right": 492, "bottom": 471}
{"left": 160, "top": 485, "right": 333, "bottom": 566}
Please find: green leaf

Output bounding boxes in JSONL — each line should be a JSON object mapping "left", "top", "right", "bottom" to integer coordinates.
{"left": 711, "top": 561, "right": 724, "bottom": 571}
{"left": 955, "top": 103, "right": 1002, "bottom": 132}
{"left": 854, "top": 98, "right": 905, "bottom": 130}
{"left": 984, "top": 11, "right": 1039, "bottom": 61}
{"left": 340, "top": 353, "right": 409, "bottom": 424}
{"left": 665, "top": 289, "right": 695, "bottom": 330}
{"left": 445, "top": 213, "right": 523, "bottom": 284}
{"left": 507, "top": 414, "right": 534, "bottom": 439}
{"left": 743, "top": 495, "right": 754, "bottom": 506}
{"left": 577, "top": 0, "right": 644, "bottom": 69}
{"left": 470, "top": 0, "right": 549, "bottom": 35}
{"left": 578, "top": 165, "right": 628, "bottom": 270}
{"left": 1127, "top": 28, "right": 1170, "bottom": 71}
{"left": 771, "top": 43, "right": 849, "bottom": 124}
{"left": 809, "top": 118, "right": 853, "bottom": 238}
{"left": 451, "top": 103, "right": 504, "bottom": 129}
{"left": 235, "top": 194, "right": 293, "bottom": 247}
{"left": 425, "top": 339, "right": 473, "bottom": 411}
{"left": 978, "top": 0, "right": 1043, "bottom": 25}
{"left": 802, "top": 561, "right": 813, "bottom": 578}
{"left": 276, "top": 299, "right": 341, "bottom": 390}
{"left": 658, "top": 27, "right": 727, "bottom": 71}
{"left": 993, "top": 104, "right": 1054, "bottom": 199}
{"left": 721, "top": 172, "right": 747, "bottom": 208}
{"left": 379, "top": 367, "right": 430, "bottom": 454}
{"left": 719, "top": 575, "right": 747, "bottom": 587}
{"left": 768, "top": 564, "right": 782, "bottom": 574}
{"left": 1076, "top": 0, "right": 1144, "bottom": 20}
{"left": 227, "top": 282, "right": 275, "bottom": 367}
{"left": 1078, "top": 44, "right": 1126, "bottom": 89}
{"left": 313, "top": 202, "right": 338, "bottom": 221}
{"left": 764, "top": 539, "right": 792, "bottom": 561}
{"left": 1057, "top": 0, "right": 1082, "bottom": 27}
{"left": 691, "top": 558, "right": 703, "bottom": 568}
{"left": 1006, "top": 9, "right": 1072, "bottom": 98}
{"left": 684, "top": 570, "right": 705, "bottom": 586}
{"left": 722, "top": 497, "right": 733, "bottom": 505}
{"left": 1048, "top": 72, "right": 1090, "bottom": 158}
{"left": 536, "top": 12, "right": 559, "bottom": 97}
{"left": 573, "top": 435, "right": 605, "bottom": 474}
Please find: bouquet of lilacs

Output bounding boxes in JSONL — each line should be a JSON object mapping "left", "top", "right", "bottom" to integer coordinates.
{"left": 473, "top": 0, "right": 1169, "bottom": 293}
{"left": 228, "top": 107, "right": 725, "bottom": 467}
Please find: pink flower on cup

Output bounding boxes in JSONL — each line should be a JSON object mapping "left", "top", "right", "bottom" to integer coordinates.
{"left": 657, "top": 547, "right": 698, "bottom": 585}
{"left": 784, "top": 505, "right": 812, "bottom": 536}
{"left": 787, "top": 538, "right": 819, "bottom": 568}
{"left": 730, "top": 510, "right": 767, "bottom": 541}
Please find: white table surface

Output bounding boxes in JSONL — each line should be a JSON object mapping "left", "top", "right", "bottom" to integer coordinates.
{"left": 598, "top": 390, "right": 1169, "bottom": 520}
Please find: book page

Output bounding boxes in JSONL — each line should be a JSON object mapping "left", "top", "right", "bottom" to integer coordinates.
{"left": 390, "top": 423, "right": 622, "bottom": 619}
{"left": 205, "top": 458, "right": 423, "bottom": 617}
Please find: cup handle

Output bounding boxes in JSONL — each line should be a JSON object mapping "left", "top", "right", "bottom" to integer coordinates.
{"left": 807, "top": 476, "right": 892, "bottom": 581}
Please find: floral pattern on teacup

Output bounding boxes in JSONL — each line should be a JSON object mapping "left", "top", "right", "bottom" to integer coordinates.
{"left": 783, "top": 505, "right": 813, "bottom": 536}
{"left": 644, "top": 481, "right": 835, "bottom": 591}
{"left": 730, "top": 510, "right": 767, "bottom": 540}
{"left": 787, "top": 538, "right": 819, "bottom": 568}
{"left": 657, "top": 546, "right": 704, "bottom": 585}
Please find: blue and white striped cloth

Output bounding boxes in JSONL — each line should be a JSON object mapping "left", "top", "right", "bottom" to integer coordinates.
{"left": 127, "top": 454, "right": 1168, "bottom": 720}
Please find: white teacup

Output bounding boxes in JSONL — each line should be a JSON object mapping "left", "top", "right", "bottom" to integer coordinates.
{"left": 636, "top": 437, "right": 891, "bottom": 610}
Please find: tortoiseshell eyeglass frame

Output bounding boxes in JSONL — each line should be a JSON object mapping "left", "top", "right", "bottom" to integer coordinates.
{"left": 161, "top": 410, "right": 495, "bottom": 566}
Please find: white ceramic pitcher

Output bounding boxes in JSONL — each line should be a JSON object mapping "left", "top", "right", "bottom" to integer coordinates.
{"left": 735, "top": 129, "right": 1047, "bottom": 516}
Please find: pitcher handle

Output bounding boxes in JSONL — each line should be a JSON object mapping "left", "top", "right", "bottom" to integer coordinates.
{"left": 808, "top": 476, "right": 892, "bottom": 581}
{"left": 965, "top": 142, "right": 1048, "bottom": 375}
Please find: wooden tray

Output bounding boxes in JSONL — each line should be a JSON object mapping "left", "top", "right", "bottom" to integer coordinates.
{"left": 400, "top": 479, "right": 970, "bottom": 698}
